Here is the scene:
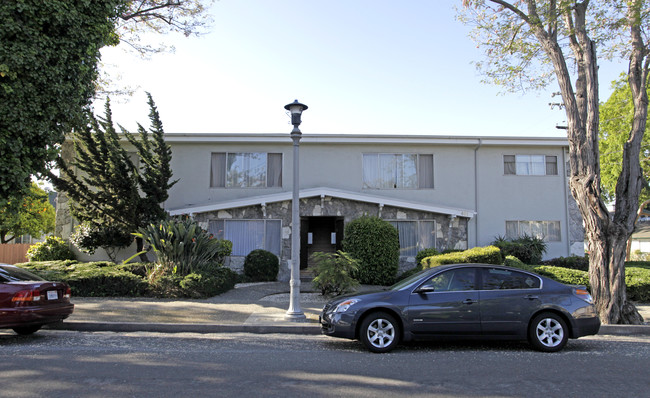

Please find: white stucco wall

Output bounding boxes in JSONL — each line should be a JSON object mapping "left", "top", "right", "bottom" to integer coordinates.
{"left": 161, "top": 134, "right": 578, "bottom": 260}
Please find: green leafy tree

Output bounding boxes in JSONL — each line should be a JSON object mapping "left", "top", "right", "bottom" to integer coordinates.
{"left": 460, "top": 1, "right": 649, "bottom": 324}
{"left": 116, "top": 0, "right": 213, "bottom": 55}
{"left": 0, "top": 1, "right": 212, "bottom": 208}
{"left": 0, "top": 183, "right": 55, "bottom": 244}
{"left": 0, "top": 0, "right": 121, "bottom": 208}
{"left": 599, "top": 76, "right": 650, "bottom": 204}
{"left": 50, "top": 94, "right": 177, "bottom": 261}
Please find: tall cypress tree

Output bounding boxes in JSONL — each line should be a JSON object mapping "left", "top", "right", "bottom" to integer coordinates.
{"left": 51, "top": 94, "right": 177, "bottom": 261}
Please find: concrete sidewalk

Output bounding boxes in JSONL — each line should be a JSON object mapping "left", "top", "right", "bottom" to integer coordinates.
{"left": 47, "top": 282, "right": 650, "bottom": 336}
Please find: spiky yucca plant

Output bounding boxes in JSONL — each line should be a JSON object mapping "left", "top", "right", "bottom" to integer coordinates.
{"left": 133, "top": 217, "right": 231, "bottom": 276}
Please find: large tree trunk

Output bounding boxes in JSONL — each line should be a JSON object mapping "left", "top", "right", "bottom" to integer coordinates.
{"left": 532, "top": 3, "right": 644, "bottom": 324}
{"left": 136, "top": 236, "right": 150, "bottom": 263}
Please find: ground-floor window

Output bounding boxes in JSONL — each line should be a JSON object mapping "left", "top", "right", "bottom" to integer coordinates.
{"left": 505, "top": 220, "right": 561, "bottom": 242}
{"left": 388, "top": 220, "right": 436, "bottom": 256}
{"left": 209, "top": 219, "right": 282, "bottom": 256}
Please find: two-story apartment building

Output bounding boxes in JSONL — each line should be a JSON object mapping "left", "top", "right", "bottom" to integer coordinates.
{"left": 128, "top": 133, "right": 583, "bottom": 281}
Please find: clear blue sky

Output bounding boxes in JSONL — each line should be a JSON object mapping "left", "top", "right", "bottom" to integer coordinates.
{"left": 99, "top": 1, "right": 627, "bottom": 137}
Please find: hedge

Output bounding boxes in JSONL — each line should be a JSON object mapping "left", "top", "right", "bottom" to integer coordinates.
{"left": 505, "top": 260, "right": 650, "bottom": 303}
{"left": 421, "top": 246, "right": 502, "bottom": 269}
{"left": 626, "top": 267, "right": 650, "bottom": 302}
{"left": 533, "top": 265, "right": 591, "bottom": 287}
{"left": 17, "top": 261, "right": 148, "bottom": 297}
{"left": 15, "top": 260, "right": 238, "bottom": 298}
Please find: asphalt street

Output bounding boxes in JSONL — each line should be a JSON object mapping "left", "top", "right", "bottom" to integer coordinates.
{"left": 1, "top": 330, "right": 648, "bottom": 398}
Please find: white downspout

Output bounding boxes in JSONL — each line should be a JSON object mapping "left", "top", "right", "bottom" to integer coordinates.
{"left": 474, "top": 139, "right": 482, "bottom": 248}
{"left": 562, "top": 148, "right": 571, "bottom": 256}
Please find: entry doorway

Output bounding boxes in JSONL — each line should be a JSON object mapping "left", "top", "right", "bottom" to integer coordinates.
{"left": 300, "top": 216, "right": 344, "bottom": 269}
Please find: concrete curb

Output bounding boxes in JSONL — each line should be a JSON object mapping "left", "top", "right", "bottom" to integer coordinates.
{"left": 598, "top": 324, "right": 650, "bottom": 336}
{"left": 45, "top": 321, "right": 650, "bottom": 336}
{"left": 46, "top": 321, "right": 322, "bottom": 335}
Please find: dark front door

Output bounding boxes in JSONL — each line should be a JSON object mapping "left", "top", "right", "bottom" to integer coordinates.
{"left": 304, "top": 217, "right": 342, "bottom": 268}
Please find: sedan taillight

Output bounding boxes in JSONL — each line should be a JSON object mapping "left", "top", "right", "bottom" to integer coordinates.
{"left": 573, "top": 287, "right": 594, "bottom": 304}
{"left": 12, "top": 289, "right": 42, "bottom": 303}
{"left": 63, "top": 287, "right": 71, "bottom": 299}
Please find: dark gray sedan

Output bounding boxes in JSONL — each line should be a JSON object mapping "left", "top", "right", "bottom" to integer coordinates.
{"left": 319, "top": 263, "right": 600, "bottom": 353}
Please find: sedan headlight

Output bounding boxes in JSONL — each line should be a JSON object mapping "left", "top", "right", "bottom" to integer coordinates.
{"left": 333, "top": 299, "right": 360, "bottom": 313}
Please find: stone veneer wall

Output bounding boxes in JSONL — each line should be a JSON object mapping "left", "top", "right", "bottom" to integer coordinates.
{"left": 194, "top": 196, "right": 469, "bottom": 282}
{"left": 567, "top": 187, "right": 586, "bottom": 256}
{"left": 54, "top": 140, "right": 75, "bottom": 240}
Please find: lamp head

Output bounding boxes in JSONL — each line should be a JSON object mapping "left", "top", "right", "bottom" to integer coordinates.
{"left": 284, "top": 100, "right": 308, "bottom": 126}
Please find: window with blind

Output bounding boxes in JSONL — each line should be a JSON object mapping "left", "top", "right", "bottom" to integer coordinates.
{"left": 505, "top": 220, "right": 561, "bottom": 242}
{"left": 210, "top": 152, "right": 282, "bottom": 188}
{"left": 208, "top": 219, "right": 282, "bottom": 256}
{"left": 363, "top": 154, "right": 434, "bottom": 189}
{"left": 504, "top": 155, "right": 558, "bottom": 176}
{"left": 388, "top": 220, "right": 436, "bottom": 256}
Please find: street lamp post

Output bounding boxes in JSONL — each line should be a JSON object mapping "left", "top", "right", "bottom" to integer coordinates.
{"left": 284, "top": 100, "right": 308, "bottom": 321}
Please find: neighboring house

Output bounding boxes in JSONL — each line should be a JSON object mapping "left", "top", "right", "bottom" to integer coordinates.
{"left": 629, "top": 221, "right": 650, "bottom": 259}
{"left": 55, "top": 133, "right": 585, "bottom": 280}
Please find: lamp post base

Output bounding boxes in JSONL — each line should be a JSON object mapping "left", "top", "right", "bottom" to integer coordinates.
{"left": 284, "top": 311, "right": 308, "bottom": 322}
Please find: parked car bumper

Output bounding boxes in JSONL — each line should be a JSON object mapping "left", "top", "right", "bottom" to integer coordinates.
{"left": 320, "top": 311, "right": 357, "bottom": 340}
{"left": 571, "top": 315, "right": 601, "bottom": 338}
{"left": 0, "top": 303, "right": 74, "bottom": 329}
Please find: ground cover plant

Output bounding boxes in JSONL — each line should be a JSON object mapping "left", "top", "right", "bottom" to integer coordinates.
{"left": 311, "top": 250, "right": 359, "bottom": 296}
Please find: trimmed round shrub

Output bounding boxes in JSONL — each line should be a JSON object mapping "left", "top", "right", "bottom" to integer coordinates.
{"left": 342, "top": 216, "right": 399, "bottom": 285}
{"left": 416, "top": 248, "right": 440, "bottom": 266}
{"left": 180, "top": 268, "right": 239, "bottom": 298}
{"left": 26, "top": 236, "right": 76, "bottom": 261}
{"left": 244, "top": 249, "right": 280, "bottom": 282}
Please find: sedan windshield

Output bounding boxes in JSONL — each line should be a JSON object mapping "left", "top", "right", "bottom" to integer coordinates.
{"left": 389, "top": 268, "right": 432, "bottom": 291}
{"left": 0, "top": 265, "right": 45, "bottom": 282}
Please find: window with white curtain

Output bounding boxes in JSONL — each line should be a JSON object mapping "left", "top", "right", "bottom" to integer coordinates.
{"left": 208, "top": 219, "right": 282, "bottom": 256}
{"left": 388, "top": 220, "right": 436, "bottom": 256}
{"left": 363, "top": 154, "right": 433, "bottom": 189}
{"left": 505, "top": 220, "right": 561, "bottom": 242}
{"left": 210, "top": 152, "right": 282, "bottom": 188}
{"left": 504, "top": 155, "right": 558, "bottom": 176}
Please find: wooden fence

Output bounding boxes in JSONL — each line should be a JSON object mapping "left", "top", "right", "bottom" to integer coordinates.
{"left": 0, "top": 244, "right": 31, "bottom": 264}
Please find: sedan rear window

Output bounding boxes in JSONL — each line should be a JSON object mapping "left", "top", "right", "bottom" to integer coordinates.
{"left": 0, "top": 265, "right": 45, "bottom": 282}
{"left": 482, "top": 268, "right": 540, "bottom": 290}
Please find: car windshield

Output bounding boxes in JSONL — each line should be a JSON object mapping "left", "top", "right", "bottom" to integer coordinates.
{"left": 388, "top": 268, "right": 432, "bottom": 291}
{"left": 0, "top": 265, "right": 45, "bottom": 282}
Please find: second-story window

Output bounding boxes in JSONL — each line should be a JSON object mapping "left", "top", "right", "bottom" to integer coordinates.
{"left": 504, "top": 155, "right": 558, "bottom": 176}
{"left": 363, "top": 153, "right": 433, "bottom": 189}
{"left": 210, "top": 152, "right": 282, "bottom": 188}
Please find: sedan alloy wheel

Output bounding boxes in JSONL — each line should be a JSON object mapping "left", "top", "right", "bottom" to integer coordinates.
{"left": 360, "top": 312, "right": 400, "bottom": 353}
{"left": 529, "top": 313, "right": 568, "bottom": 352}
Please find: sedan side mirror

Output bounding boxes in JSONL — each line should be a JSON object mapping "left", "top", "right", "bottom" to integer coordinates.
{"left": 416, "top": 286, "right": 435, "bottom": 294}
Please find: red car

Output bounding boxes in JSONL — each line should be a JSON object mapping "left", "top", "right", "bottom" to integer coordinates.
{"left": 0, "top": 264, "right": 74, "bottom": 335}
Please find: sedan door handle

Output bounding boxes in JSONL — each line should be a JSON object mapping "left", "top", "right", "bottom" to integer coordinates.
{"left": 524, "top": 295, "right": 539, "bottom": 300}
{"left": 463, "top": 299, "right": 478, "bottom": 305}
